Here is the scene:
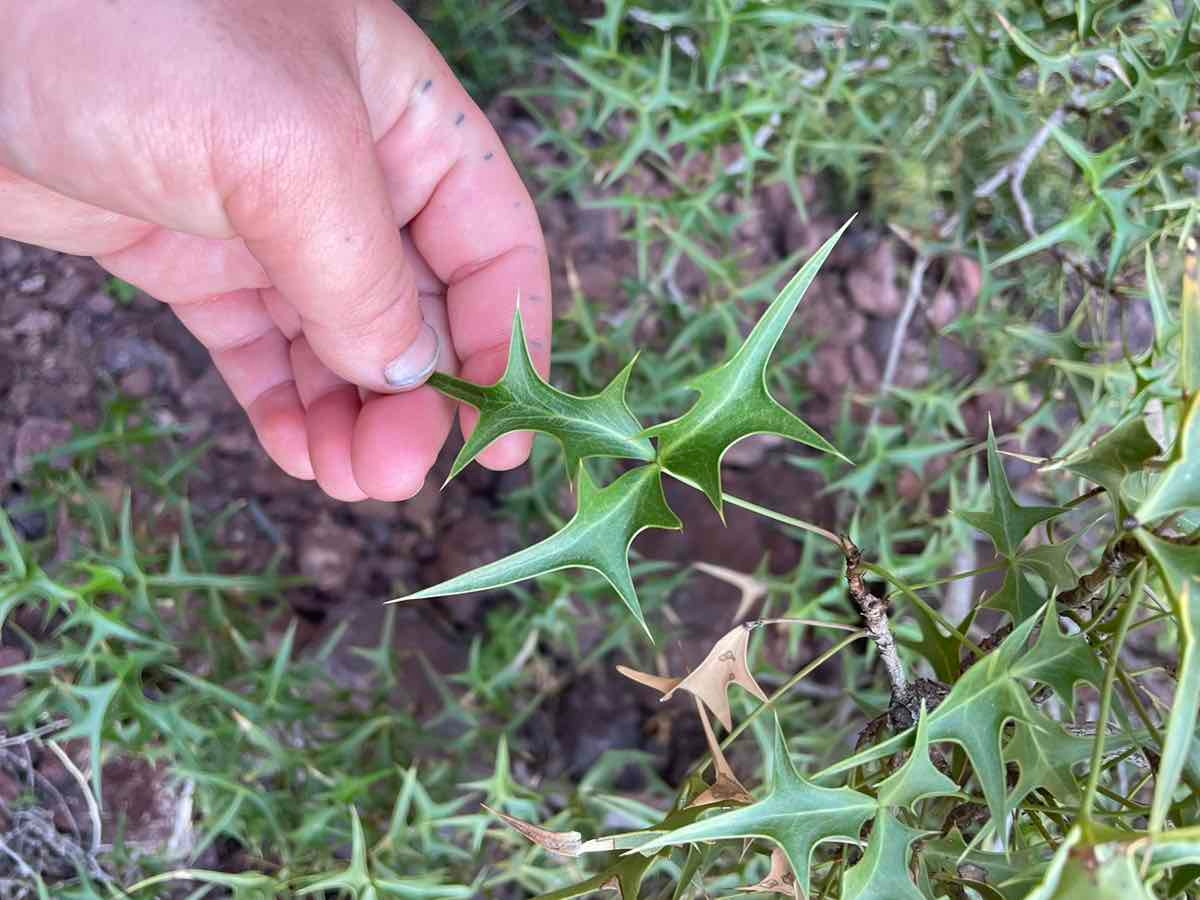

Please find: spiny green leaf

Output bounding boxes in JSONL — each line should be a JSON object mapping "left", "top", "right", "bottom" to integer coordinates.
{"left": 822, "top": 604, "right": 1100, "bottom": 839}
{"left": 1136, "top": 529, "right": 1200, "bottom": 831}
{"left": 985, "top": 563, "right": 1046, "bottom": 623}
{"left": 644, "top": 220, "right": 852, "bottom": 513}
{"left": 1054, "top": 416, "right": 1162, "bottom": 515}
{"left": 959, "top": 423, "right": 1065, "bottom": 559}
{"left": 875, "top": 706, "right": 962, "bottom": 813}
{"left": 630, "top": 715, "right": 875, "bottom": 894}
{"left": 1136, "top": 391, "right": 1200, "bottom": 525}
{"left": 1004, "top": 712, "right": 1094, "bottom": 809}
{"left": 845, "top": 710, "right": 959, "bottom": 900}
{"left": 842, "top": 813, "right": 927, "bottom": 900}
{"left": 396, "top": 465, "right": 680, "bottom": 633}
{"left": 429, "top": 309, "right": 654, "bottom": 482}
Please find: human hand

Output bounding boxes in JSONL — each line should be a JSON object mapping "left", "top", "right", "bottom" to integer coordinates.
{"left": 0, "top": 0, "right": 551, "bottom": 501}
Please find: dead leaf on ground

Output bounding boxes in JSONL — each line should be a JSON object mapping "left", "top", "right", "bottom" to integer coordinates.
{"left": 744, "top": 847, "right": 801, "bottom": 897}
{"left": 483, "top": 805, "right": 614, "bottom": 858}
{"left": 618, "top": 622, "right": 768, "bottom": 730}
{"left": 693, "top": 560, "right": 769, "bottom": 623}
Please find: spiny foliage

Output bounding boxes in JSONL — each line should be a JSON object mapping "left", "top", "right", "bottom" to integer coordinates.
{"left": 402, "top": 224, "right": 850, "bottom": 618}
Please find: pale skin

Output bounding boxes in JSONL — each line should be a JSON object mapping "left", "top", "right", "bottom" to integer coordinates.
{"left": 0, "top": 0, "right": 552, "bottom": 501}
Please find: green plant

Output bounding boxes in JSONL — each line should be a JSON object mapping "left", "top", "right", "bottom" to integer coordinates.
{"left": 396, "top": 216, "right": 1200, "bottom": 896}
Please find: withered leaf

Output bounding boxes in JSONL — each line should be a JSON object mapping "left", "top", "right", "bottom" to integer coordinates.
{"left": 618, "top": 622, "right": 768, "bottom": 730}
{"left": 743, "top": 847, "right": 801, "bottom": 898}
{"left": 689, "top": 697, "right": 755, "bottom": 808}
{"left": 483, "top": 805, "right": 613, "bottom": 858}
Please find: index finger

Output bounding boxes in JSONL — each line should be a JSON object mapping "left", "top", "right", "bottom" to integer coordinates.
{"left": 357, "top": 1, "right": 552, "bottom": 469}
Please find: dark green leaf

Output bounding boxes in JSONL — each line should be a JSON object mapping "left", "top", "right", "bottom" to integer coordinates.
{"left": 397, "top": 465, "right": 680, "bottom": 633}
{"left": 959, "top": 423, "right": 1065, "bottom": 559}
{"left": 645, "top": 221, "right": 852, "bottom": 512}
{"left": 429, "top": 310, "right": 654, "bottom": 482}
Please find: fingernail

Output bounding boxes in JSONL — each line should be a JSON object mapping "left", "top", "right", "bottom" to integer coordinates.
{"left": 383, "top": 323, "right": 439, "bottom": 390}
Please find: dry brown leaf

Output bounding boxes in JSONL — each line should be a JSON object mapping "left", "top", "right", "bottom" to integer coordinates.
{"left": 664, "top": 623, "right": 768, "bottom": 731}
{"left": 689, "top": 697, "right": 754, "bottom": 808}
{"left": 483, "top": 805, "right": 615, "bottom": 858}
{"left": 744, "top": 847, "right": 801, "bottom": 898}
{"left": 614, "top": 665, "right": 680, "bottom": 695}
{"left": 693, "top": 560, "right": 768, "bottom": 622}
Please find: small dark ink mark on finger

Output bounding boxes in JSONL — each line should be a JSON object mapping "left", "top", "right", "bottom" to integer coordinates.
{"left": 421, "top": 79, "right": 433, "bottom": 93}
{"left": 512, "top": 201, "right": 521, "bottom": 208}
{"left": 527, "top": 294, "right": 546, "bottom": 305}
{"left": 528, "top": 338, "right": 547, "bottom": 353}
{"left": 483, "top": 151, "right": 495, "bottom": 161}
{"left": 454, "top": 112, "right": 465, "bottom": 126}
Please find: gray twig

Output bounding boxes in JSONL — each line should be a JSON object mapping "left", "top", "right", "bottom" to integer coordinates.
{"left": 842, "top": 536, "right": 908, "bottom": 694}
{"left": 865, "top": 252, "right": 930, "bottom": 437}
{"left": 975, "top": 107, "right": 1066, "bottom": 238}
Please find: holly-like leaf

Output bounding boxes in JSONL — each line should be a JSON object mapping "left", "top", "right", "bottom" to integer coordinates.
{"left": 396, "top": 465, "right": 680, "bottom": 633}
{"left": 845, "top": 708, "right": 961, "bottom": 900}
{"left": 842, "top": 814, "right": 927, "bottom": 900}
{"left": 631, "top": 715, "right": 876, "bottom": 895}
{"left": 959, "top": 423, "right": 1065, "bottom": 559}
{"left": 644, "top": 220, "right": 852, "bottom": 512}
{"left": 875, "top": 705, "right": 963, "bottom": 813}
{"left": 618, "top": 622, "right": 769, "bottom": 730}
{"left": 822, "top": 604, "right": 1101, "bottom": 840}
{"left": 1053, "top": 416, "right": 1162, "bottom": 515}
{"left": 1135, "top": 392, "right": 1200, "bottom": 525}
{"left": 429, "top": 309, "right": 654, "bottom": 482}
{"left": 987, "top": 541, "right": 1078, "bottom": 624}
{"left": 1004, "top": 712, "right": 1094, "bottom": 809}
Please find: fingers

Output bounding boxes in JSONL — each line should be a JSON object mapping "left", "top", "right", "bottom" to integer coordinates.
{"left": 172, "top": 289, "right": 314, "bottom": 481}
{"left": 217, "top": 85, "right": 432, "bottom": 397}
{"left": 292, "top": 294, "right": 458, "bottom": 501}
{"left": 356, "top": 0, "right": 553, "bottom": 470}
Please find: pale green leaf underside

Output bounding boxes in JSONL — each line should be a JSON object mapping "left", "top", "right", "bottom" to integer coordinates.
{"left": 644, "top": 219, "right": 853, "bottom": 512}
{"left": 429, "top": 309, "right": 654, "bottom": 482}
{"left": 1137, "top": 530, "right": 1200, "bottom": 830}
{"left": 1136, "top": 391, "right": 1200, "bottom": 525}
{"left": 394, "top": 465, "right": 680, "bottom": 633}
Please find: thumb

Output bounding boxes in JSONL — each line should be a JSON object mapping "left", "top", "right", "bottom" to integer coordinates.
{"left": 222, "top": 97, "right": 435, "bottom": 393}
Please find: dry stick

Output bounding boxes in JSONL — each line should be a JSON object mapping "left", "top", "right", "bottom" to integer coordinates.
{"left": 46, "top": 739, "right": 103, "bottom": 854}
{"left": 975, "top": 107, "right": 1066, "bottom": 238}
{"left": 864, "top": 252, "right": 930, "bottom": 438}
{"left": 841, "top": 535, "right": 908, "bottom": 694}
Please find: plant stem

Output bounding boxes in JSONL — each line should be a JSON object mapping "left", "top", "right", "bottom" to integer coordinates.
{"left": 719, "top": 491, "right": 842, "bottom": 547}
{"left": 863, "top": 562, "right": 986, "bottom": 658}
{"left": 1081, "top": 562, "right": 1145, "bottom": 829}
{"left": 842, "top": 536, "right": 908, "bottom": 695}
